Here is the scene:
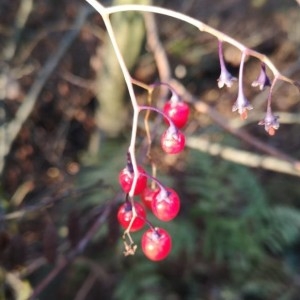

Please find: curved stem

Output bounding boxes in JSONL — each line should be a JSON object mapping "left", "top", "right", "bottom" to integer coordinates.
{"left": 86, "top": 0, "right": 296, "bottom": 90}
{"left": 140, "top": 171, "right": 166, "bottom": 192}
{"left": 131, "top": 77, "right": 152, "bottom": 91}
{"left": 104, "top": 3, "right": 293, "bottom": 82}
{"left": 105, "top": 4, "right": 247, "bottom": 52}
{"left": 139, "top": 105, "right": 176, "bottom": 129}
{"left": 150, "top": 82, "right": 180, "bottom": 102}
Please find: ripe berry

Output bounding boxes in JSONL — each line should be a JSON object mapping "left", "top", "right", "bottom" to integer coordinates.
{"left": 119, "top": 165, "right": 147, "bottom": 195}
{"left": 151, "top": 188, "right": 180, "bottom": 222}
{"left": 140, "top": 186, "right": 160, "bottom": 210}
{"left": 141, "top": 227, "right": 172, "bottom": 261}
{"left": 163, "top": 100, "right": 190, "bottom": 128}
{"left": 161, "top": 128, "right": 185, "bottom": 154}
{"left": 117, "top": 201, "right": 146, "bottom": 232}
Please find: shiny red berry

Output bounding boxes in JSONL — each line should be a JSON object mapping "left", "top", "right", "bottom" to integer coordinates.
{"left": 141, "top": 227, "right": 172, "bottom": 261}
{"left": 140, "top": 186, "right": 160, "bottom": 210}
{"left": 163, "top": 101, "right": 190, "bottom": 128}
{"left": 161, "top": 129, "right": 185, "bottom": 154}
{"left": 151, "top": 188, "right": 180, "bottom": 222}
{"left": 117, "top": 201, "right": 146, "bottom": 232}
{"left": 119, "top": 165, "right": 147, "bottom": 195}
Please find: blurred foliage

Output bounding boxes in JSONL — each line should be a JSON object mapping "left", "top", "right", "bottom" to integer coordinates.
{"left": 0, "top": 0, "right": 299, "bottom": 299}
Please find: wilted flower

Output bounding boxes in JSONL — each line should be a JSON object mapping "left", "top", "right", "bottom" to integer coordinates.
{"left": 251, "top": 63, "right": 271, "bottom": 90}
{"left": 217, "top": 40, "right": 237, "bottom": 88}
{"left": 232, "top": 92, "right": 253, "bottom": 120}
{"left": 258, "top": 109, "right": 279, "bottom": 136}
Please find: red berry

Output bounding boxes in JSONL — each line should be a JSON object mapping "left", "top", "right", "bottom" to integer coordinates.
{"left": 161, "top": 129, "right": 185, "bottom": 154}
{"left": 141, "top": 227, "right": 172, "bottom": 261}
{"left": 140, "top": 186, "right": 160, "bottom": 210}
{"left": 163, "top": 101, "right": 190, "bottom": 128}
{"left": 117, "top": 201, "right": 146, "bottom": 232}
{"left": 151, "top": 188, "right": 180, "bottom": 222}
{"left": 119, "top": 165, "right": 147, "bottom": 195}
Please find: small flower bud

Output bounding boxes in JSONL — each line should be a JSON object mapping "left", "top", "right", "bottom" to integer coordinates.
{"left": 251, "top": 63, "right": 271, "bottom": 90}
{"left": 218, "top": 68, "right": 237, "bottom": 88}
{"left": 217, "top": 40, "right": 237, "bottom": 89}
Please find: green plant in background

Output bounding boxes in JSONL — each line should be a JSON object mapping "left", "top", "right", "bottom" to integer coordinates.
{"left": 183, "top": 149, "right": 300, "bottom": 299}
{"left": 80, "top": 146, "right": 300, "bottom": 300}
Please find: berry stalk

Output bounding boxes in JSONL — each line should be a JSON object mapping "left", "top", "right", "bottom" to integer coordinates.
{"left": 85, "top": 0, "right": 141, "bottom": 198}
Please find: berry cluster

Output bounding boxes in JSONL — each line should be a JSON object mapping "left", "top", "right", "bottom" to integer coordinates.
{"left": 115, "top": 38, "right": 292, "bottom": 261}
{"left": 117, "top": 88, "right": 190, "bottom": 261}
{"left": 85, "top": 0, "right": 299, "bottom": 266}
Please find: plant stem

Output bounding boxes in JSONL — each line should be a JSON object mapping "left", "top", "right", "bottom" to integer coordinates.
{"left": 267, "top": 76, "right": 279, "bottom": 110}
{"left": 104, "top": 4, "right": 293, "bottom": 82}
{"left": 139, "top": 105, "right": 176, "bottom": 129}
{"left": 85, "top": 0, "right": 140, "bottom": 198}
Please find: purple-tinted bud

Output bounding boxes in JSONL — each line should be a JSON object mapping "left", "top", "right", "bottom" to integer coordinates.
{"left": 217, "top": 40, "right": 237, "bottom": 88}
{"left": 232, "top": 51, "right": 253, "bottom": 120}
{"left": 218, "top": 68, "right": 237, "bottom": 88}
{"left": 258, "top": 109, "right": 279, "bottom": 136}
{"left": 251, "top": 63, "right": 271, "bottom": 90}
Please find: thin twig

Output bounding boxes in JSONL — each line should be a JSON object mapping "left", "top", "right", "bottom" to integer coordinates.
{"left": 73, "top": 272, "right": 97, "bottom": 300}
{"left": 19, "top": 257, "right": 47, "bottom": 278}
{"left": 28, "top": 200, "right": 113, "bottom": 299}
{"left": 3, "top": 179, "right": 107, "bottom": 221}
{"left": 16, "top": 21, "right": 105, "bottom": 64}
{"left": 187, "top": 136, "right": 300, "bottom": 177}
{"left": 16, "top": 22, "right": 71, "bottom": 63}
{"left": 61, "top": 71, "right": 95, "bottom": 90}
{"left": 143, "top": 12, "right": 171, "bottom": 82}
{"left": 2, "top": 0, "right": 33, "bottom": 61}
{"left": 76, "top": 257, "right": 112, "bottom": 282}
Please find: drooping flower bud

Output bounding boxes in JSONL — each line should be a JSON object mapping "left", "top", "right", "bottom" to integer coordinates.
{"left": 232, "top": 51, "right": 253, "bottom": 120}
{"left": 251, "top": 63, "right": 271, "bottom": 90}
{"left": 217, "top": 40, "right": 237, "bottom": 88}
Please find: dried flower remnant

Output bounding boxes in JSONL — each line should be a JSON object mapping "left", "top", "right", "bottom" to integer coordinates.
{"left": 258, "top": 109, "right": 279, "bottom": 136}
{"left": 217, "top": 40, "right": 237, "bottom": 88}
{"left": 232, "top": 94, "right": 253, "bottom": 120}
{"left": 252, "top": 63, "right": 271, "bottom": 90}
